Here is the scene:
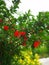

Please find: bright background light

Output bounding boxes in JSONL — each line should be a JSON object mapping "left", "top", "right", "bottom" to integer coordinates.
{"left": 4, "top": 0, "right": 49, "bottom": 16}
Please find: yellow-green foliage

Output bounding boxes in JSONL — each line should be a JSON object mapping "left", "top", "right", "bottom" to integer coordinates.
{"left": 11, "top": 50, "right": 41, "bottom": 65}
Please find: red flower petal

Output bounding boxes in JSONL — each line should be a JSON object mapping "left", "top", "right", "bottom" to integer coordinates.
{"left": 33, "top": 41, "right": 40, "bottom": 48}
{"left": 4, "top": 26, "right": 9, "bottom": 31}
{"left": 20, "top": 31, "right": 26, "bottom": 36}
{"left": 14, "top": 30, "right": 20, "bottom": 37}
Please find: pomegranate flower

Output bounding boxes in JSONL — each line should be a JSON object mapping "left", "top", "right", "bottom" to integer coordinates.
{"left": 4, "top": 26, "right": 9, "bottom": 31}
{"left": 20, "top": 31, "right": 26, "bottom": 36}
{"left": 14, "top": 30, "right": 20, "bottom": 37}
{"left": 33, "top": 41, "right": 40, "bottom": 48}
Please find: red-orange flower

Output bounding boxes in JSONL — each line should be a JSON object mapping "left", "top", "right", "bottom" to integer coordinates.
{"left": 33, "top": 41, "right": 40, "bottom": 48}
{"left": 20, "top": 31, "right": 26, "bottom": 36}
{"left": 4, "top": 26, "right": 9, "bottom": 31}
{"left": 22, "top": 42, "right": 26, "bottom": 46}
{"left": 0, "top": 19, "right": 2, "bottom": 22}
{"left": 14, "top": 30, "right": 20, "bottom": 37}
